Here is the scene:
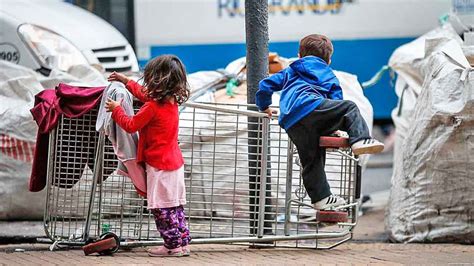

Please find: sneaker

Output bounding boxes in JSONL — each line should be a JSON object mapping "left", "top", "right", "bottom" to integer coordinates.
{"left": 182, "top": 245, "right": 190, "bottom": 256}
{"left": 351, "top": 139, "right": 384, "bottom": 155}
{"left": 313, "top": 195, "right": 347, "bottom": 210}
{"left": 148, "top": 246, "right": 183, "bottom": 257}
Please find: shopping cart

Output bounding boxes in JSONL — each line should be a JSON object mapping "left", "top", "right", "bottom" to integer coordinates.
{"left": 42, "top": 101, "right": 361, "bottom": 251}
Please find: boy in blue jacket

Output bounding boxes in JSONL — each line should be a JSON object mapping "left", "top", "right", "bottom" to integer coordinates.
{"left": 256, "top": 34, "right": 384, "bottom": 210}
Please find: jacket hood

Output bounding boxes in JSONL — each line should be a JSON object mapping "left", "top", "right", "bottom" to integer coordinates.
{"left": 289, "top": 56, "right": 338, "bottom": 90}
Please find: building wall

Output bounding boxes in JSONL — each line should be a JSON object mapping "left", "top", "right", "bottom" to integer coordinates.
{"left": 134, "top": 0, "right": 451, "bottom": 119}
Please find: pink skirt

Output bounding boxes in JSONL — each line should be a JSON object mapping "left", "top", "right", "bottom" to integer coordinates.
{"left": 146, "top": 164, "right": 186, "bottom": 209}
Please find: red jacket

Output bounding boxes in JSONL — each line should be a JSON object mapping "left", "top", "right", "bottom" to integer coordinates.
{"left": 112, "top": 80, "right": 184, "bottom": 171}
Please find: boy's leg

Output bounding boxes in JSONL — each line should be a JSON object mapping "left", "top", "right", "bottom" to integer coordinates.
{"left": 310, "top": 99, "right": 383, "bottom": 155}
{"left": 287, "top": 122, "right": 331, "bottom": 203}
{"left": 286, "top": 99, "right": 371, "bottom": 204}
{"left": 306, "top": 99, "right": 371, "bottom": 145}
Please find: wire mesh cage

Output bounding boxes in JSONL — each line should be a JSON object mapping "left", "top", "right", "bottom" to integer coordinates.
{"left": 44, "top": 102, "right": 360, "bottom": 250}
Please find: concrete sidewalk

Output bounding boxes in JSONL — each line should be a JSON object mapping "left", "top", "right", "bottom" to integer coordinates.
{"left": 1, "top": 209, "right": 473, "bottom": 265}
{"left": 1, "top": 242, "right": 473, "bottom": 265}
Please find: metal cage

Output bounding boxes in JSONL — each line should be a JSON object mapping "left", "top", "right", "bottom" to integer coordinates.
{"left": 43, "top": 102, "right": 361, "bottom": 250}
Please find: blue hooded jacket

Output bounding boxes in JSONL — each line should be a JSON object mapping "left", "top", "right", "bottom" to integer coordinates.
{"left": 255, "top": 56, "right": 343, "bottom": 131}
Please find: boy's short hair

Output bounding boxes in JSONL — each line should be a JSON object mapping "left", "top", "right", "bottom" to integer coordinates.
{"left": 299, "top": 34, "right": 333, "bottom": 64}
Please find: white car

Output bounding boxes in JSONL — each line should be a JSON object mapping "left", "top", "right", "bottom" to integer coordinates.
{"left": 0, "top": 0, "right": 139, "bottom": 74}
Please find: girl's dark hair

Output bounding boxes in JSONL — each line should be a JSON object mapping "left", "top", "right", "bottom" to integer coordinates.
{"left": 142, "top": 55, "right": 189, "bottom": 105}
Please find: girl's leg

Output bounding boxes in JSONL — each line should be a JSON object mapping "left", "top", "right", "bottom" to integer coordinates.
{"left": 150, "top": 207, "right": 182, "bottom": 249}
{"left": 176, "top": 205, "right": 191, "bottom": 246}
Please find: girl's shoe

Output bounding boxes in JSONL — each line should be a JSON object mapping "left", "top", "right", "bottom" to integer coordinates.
{"left": 182, "top": 245, "right": 190, "bottom": 256}
{"left": 148, "top": 246, "right": 183, "bottom": 257}
{"left": 313, "top": 195, "right": 347, "bottom": 210}
{"left": 351, "top": 139, "right": 384, "bottom": 155}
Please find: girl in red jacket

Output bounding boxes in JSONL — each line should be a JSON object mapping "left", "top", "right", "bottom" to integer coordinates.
{"left": 106, "top": 55, "right": 191, "bottom": 257}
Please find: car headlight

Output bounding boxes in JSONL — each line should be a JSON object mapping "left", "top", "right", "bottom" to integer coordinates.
{"left": 18, "top": 24, "right": 88, "bottom": 72}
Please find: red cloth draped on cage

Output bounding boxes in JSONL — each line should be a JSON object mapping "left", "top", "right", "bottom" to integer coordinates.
{"left": 29, "top": 83, "right": 105, "bottom": 192}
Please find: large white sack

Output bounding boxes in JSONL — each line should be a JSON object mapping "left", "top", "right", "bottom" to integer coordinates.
{"left": 389, "top": 22, "right": 463, "bottom": 140}
{"left": 334, "top": 71, "right": 373, "bottom": 167}
{"left": 388, "top": 24, "right": 462, "bottom": 94}
{"left": 387, "top": 25, "right": 463, "bottom": 236}
{"left": 0, "top": 62, "right": 107, "bottom": 220}
{"left": 388, "top": 24, "right": 462, "bottom": 142}
{"left": 387, "top": 36, "right": 474, "bottom": 243}
{"left": 183, "top": 62, "right": 374, "bottom": 218}
{"left": 0, "top": 62, "right": 47, "bottom": 219}
{"left": 387, "top": 17, "right": 473, "bottom": 242}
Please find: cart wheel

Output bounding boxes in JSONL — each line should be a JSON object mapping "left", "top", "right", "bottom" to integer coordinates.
{"left": 82, "top": 232, "right": 120, "bottom": 256}
{"left": 98, "top": 232, "right": 120, "bottom": 255}
{"left": 316, "top": 210, "right": 348, "bottom": 223}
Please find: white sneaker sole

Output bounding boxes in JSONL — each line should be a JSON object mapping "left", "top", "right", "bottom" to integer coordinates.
{"left": 314, "top": 201, "right": 347, "bottom": 210}
{"left": 352, "top": 144, "right": 384, "bottom": 155}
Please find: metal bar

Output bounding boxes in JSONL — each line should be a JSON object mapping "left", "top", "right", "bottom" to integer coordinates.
{"left": 336, "top": 149, "right": 360, "bottom": 161}
{"left": 187, "top": 107, "right": 197, "bottom": 230}
{"left": 96, "top": 148, "right": 104, "bottom": 237}
{"left": 231, "top": 113, "right": 240, "bottom": 237}
{"left": 351, "top": 201, "right": 360, "bottom": 229}
{"left": 43, "top": 129, "right": 57, "bottom": 241}
{"left": 272, "top": 126, "right": 281, "bottom": 234}
{"left": 284, "top": 141, "right": 294, "bottom": 236}
{"left": 257, "top": 118, "right": 269, "bottom": 237}
{"left": 52, "top": 118, "right": 64, "bottom": 238}
{"left": 288, "top": 199, "right": 313, "bottom": 209}
{"left": 39, "top": 228, "right": 351, "bottom": 249}
{"left": 315, "top": 236, "right": 353, "bottom": 250}
{"left": 209, "top": 109, "right": 218, "bottom": 237}
{"left": 183, "top": 102, "right": 267, "bottom": 118}
{"left": 355, "top": 161, "right": 362, "bottom": 200}
{"left": 82, "top": 132, "right": 105, "bottom": 242}
{"left": 346, "top": 153, "right": 353, "bottom": 225}
{"left": 120, "top": 229, "right": 351, "bottom": 247}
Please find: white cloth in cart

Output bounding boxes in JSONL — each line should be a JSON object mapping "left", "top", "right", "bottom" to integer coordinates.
{"left": 96, "top": 82, "right": 146, "bottom": 196}
{"left": 387, "top": 23, "right": 474, "bottom": 243}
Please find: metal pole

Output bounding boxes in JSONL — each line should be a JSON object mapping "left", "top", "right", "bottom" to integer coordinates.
{"left": 284, "top": 142, "right": 294, "bottom": 236}
{"left": 83, "top": 132, "right": 105, "bottom": 242}
{"left": 43, "top": 129, "right": 57, "bottom": 240}
{"left": 257, "top": 118, "right": 270, "bottom": 238}
{"left": 117, "top": 229, "right": 352, "bottom": 247}
{"left": 245, "top": 0, "right": 269, "bottom": 236}
{"left": 245, "top": 0, "right": 268, "bottom": 105}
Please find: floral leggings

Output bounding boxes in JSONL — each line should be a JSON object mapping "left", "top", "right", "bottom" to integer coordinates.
{"left": 150, "top": 205, "right": 191, "bottom": 249}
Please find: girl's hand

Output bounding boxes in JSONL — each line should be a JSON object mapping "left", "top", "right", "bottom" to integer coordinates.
{"left": 105, "top": 98, "right": 122, "bottom": 112}
{"left": 107, "top": 71, "right": 130, "bottom": 84}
